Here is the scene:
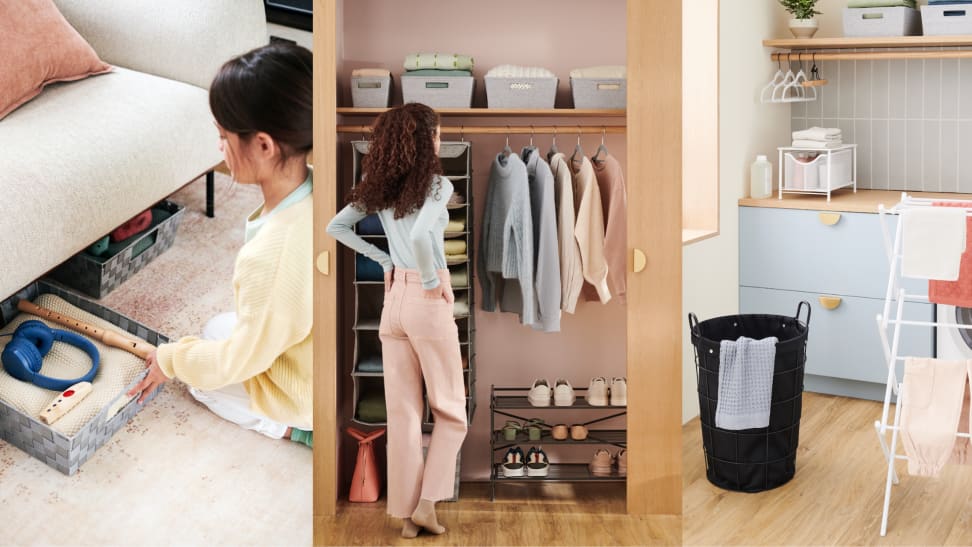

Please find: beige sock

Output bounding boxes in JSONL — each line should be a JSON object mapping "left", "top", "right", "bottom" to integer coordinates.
{"left": 401, "top": 518, "right": 420, "bottom": 539}
{"left": 410, "top": 498, "right": 446, "bottom": 535}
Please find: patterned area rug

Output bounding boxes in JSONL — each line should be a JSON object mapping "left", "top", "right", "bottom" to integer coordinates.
{"left": 0, "top": 174, "right": 311, "bottom": 546}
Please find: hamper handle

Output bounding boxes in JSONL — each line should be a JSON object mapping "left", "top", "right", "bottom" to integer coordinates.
{"left": 688, "top": 312, "right": 700, "bottom": 333}
{"left": 795, "top": 301, "right": 811, "bottom": 327}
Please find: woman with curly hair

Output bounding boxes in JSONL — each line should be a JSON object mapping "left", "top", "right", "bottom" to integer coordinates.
{"left": 327, "top": 103, "right": 467, "bottom": 538}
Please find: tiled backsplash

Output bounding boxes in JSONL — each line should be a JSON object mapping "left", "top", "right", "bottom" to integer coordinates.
{"left": 790, "top": 51, "right": 972, "bottom": 193}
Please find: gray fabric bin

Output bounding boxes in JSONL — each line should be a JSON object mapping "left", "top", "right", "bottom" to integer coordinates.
{"left": 351, "top": 75, "right": 392, "bottom": 108}
{"left": 48, "top": 200, "right": 184, "bottom": 299}
{"left": 571, "top": 77, "right": 626, "bottom": 109}
{"left": 0, "top": 281, "right": 167, "bottom": 475}
{"left": 401, "top": 75, "right": 474, "bottom": 108}
{"left": 485, "top": 76, "right": 558, "bottom": 108}
{"left": 921, "top": 4, "right": 972, "bottom": 36}
{"left": 843, "top": 6, "right": 920, "bottom": 37}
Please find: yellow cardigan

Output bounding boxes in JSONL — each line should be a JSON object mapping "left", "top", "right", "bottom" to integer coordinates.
{"left": 156, "top": 196, "right": 313, "bottom": 428}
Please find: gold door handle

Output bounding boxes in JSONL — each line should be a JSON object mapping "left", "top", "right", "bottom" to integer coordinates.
{"left": 818, "top": 212, "right": 841, "bottom": 226}
{"left": 818, "top": 295, "right": 842, "bottom": 310}
{"left": 316, "top": 251, "right": 330, "bottom": 276}
{"left": 633, "top": 248, "right": 647, "bottom": 273}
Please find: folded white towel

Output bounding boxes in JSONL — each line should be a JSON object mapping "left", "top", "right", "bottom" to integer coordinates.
{"left": 570, "top": 65, "right": 626, "bottom": 79}
{"left": 486, "top": 64, "right": 555, "bottom": 79}
{"left": 792, "top": 139, "right": 843, "bottom": 149}
{"left": 901, "top": 208, "right": 966, "bottom": 281}
{"left": 351, "top": 68, "right": 391, "bottom": 78}
{"left": 716, "top": 336, "right": 778, "bottom": 431}
{"left": 793, "top": 127, "right": 842, "bottom": 141}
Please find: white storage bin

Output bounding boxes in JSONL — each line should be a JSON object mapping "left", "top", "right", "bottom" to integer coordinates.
{"left": 351, "top": 75, "right": 392, "bottom": 108}
{"left": 842, "top": 6, "right": 921, "bottom": 37}
{"left": 779, "top": 145, "right": 857, "bottom": 202}
{"left": 570, "top": 77, "right": 626, "bottom": 109}
{"left": 485, "top": 76, "right": 558, "bottom": 108}
{"left": 921, "top": 4, "right": 972, "bottom": 36}
{"left": 401, "top": 75, "right": 474, "bottom": 108}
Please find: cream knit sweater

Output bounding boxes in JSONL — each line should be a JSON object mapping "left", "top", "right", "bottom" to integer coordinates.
{"left": 572, "top": 155, "right": 611, "bottom": 303}
{"left": 549, "top": 152, "right": 584, "bottom": 313}
{"left": 157, "top": 195, "right": 313, "bottom": 428}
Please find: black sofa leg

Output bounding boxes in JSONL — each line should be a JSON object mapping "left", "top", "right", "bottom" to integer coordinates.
{"left": 206, "top": 170, "right": 215, "bottom": 218}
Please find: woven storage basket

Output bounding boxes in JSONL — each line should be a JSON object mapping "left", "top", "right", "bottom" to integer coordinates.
{"left": 351, "top": 75, "right": 392, "bottom": 107}
{"left": 0, "top": 281, "right": 167, "bottom": 475}
{"left": 401, "top": 75, "right": 474, "bottom": 108}
{"left": 485, "top": 76, "right": 558, "bottom": 109}
{"left": 48, "top": 200, "right": 185, "bottom": 299}
{"left": 570, "top": 77, "right": 626, "bottom": 109}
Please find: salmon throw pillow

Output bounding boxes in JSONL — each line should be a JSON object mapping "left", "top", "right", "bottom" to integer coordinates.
{"left": 0, "top": 0, "right": 112, "bottom": 121}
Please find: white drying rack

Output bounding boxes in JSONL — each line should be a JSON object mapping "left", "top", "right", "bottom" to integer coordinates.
{"left": 874, "top": 192, "right": 972, "bottom": 536}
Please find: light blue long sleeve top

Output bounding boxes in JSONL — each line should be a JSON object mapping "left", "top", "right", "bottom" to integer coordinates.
{"left": 326, "top": 175, "right": 452, "bottom": 290}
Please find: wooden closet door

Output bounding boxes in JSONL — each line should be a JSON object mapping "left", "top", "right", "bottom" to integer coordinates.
{"left": 313, "top": 0, "right": 338, "bottom": 520}
{"left": 625, "top": 0, "right": 682, "bottom": 515}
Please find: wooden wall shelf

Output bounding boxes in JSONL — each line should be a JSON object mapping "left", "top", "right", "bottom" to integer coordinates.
{"left": 764, "top": 36, "right": 972, "bottom": 49}
{"left": 337, "top": 107, "right": 626, "bottom": 117}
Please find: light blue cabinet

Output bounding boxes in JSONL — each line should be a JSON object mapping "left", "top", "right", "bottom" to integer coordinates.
{"left": 739, "top": 206, "right": 935, "bottom": 400}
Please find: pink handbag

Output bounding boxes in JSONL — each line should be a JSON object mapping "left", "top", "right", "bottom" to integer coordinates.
{"left": 346, "top": 426, "right": 386, "bottom": 503}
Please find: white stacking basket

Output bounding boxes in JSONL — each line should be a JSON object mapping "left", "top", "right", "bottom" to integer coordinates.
{"left": 778, "top": 145, "right": 857, "bottom": 202}
{"left": 842, "top": 6, "right": 921, "bottom": 37}
{"left": 921, "top": 4, "right": 972, "bottom": 36}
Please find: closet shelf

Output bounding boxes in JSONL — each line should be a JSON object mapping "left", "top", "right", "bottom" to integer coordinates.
{"left": 765, "top": 36, "right": 972, "bottom": 61}
{"left": 764, "top": 36, "right": 972, "bottom": 49}
{"left": 338, "top": 107, "right": 626, "bottom": 117}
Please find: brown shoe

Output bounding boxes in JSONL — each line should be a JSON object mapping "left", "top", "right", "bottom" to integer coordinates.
{"left": 551, "top": 424, "right": 568, "bottom": 440}
{"left": 570, "top": 424, "right": 588, "bottom": 441}
{"left": 589, "top": 448, "right": 614, "bottom": 476}
{"left": 617, "top": 449, "right": 627, "bottom": 476}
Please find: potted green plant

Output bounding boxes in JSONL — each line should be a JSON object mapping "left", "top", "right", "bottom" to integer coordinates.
{"left": 779, "top": 0, "right": 821, "bottom": 38}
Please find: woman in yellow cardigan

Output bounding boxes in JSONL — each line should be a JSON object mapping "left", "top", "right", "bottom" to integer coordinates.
{"left": 128, "top": 42, "right": 314, "bottom": 447}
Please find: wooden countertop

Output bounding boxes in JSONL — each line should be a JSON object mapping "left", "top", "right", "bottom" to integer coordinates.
{"left": 738, "top": 189, "right": 970, "bottom": 214}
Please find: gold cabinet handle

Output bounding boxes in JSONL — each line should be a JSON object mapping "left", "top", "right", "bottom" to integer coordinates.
{"left": 818, "top": 212, "right": 841, "bottom": 226}
{"left": 633, "top": 248, "right": 647, "bottom": 273}
{"left": 818, "top": 295, "right": 842, "bottom": 310}
{"left": 316, "top": 251, "right": 330, "bottom": 276}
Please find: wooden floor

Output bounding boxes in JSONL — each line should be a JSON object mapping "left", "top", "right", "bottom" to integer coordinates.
{"left": 683, "top": 392, "right": 972, "bottom": 546}
{"left": 314, "top": 482, "right": 680, "bottom": 546}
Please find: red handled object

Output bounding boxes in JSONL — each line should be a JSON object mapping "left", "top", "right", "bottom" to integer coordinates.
{"left": 346, "top": 426, "right": 386, "bottom": 503}
{"left": 110, "top": 209, "right": 152, "bottom": 242}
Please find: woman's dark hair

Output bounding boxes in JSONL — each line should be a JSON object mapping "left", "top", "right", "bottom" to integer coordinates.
{"left": 209, "top": 42, "right": 312, "bottom": 160}
{"left": 348, "top": 103, "right": 442, "bottom": 218}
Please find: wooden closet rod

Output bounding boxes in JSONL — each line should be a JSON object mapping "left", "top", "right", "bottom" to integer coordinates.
{"left": 337, "top": 125, "right": 626, "bottom": 135}
{"left": 772, "top": 50, "right": 972, "bottom": 61}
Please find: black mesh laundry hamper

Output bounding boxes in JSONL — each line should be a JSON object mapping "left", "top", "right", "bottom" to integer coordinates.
{"left": 689, "top": 301, "right": 810, "bottom": 493}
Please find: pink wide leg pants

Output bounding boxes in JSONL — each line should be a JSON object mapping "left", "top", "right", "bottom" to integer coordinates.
{"left": 379, "top": 268, "right": 467, "bottom": 518}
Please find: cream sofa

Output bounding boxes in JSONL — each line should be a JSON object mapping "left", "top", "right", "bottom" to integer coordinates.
{"left": 0, "top": 0, "right": 268, "bottom": 300}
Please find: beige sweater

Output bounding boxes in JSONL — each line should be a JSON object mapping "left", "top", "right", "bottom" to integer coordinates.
{"left": 549, "top": 152, "right": 584, "bottom": 313}
{"left": 594, "top": 152, "right": 627, "bottom": 303}
{"left": 572, "top": 155, "right": 611, "bottom": 303}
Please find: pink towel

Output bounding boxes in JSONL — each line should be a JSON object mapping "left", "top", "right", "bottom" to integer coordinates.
{"left": 929, "top": 202, "right": 972, "bottom": 306}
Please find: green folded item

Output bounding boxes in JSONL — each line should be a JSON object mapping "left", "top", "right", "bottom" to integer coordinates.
{"left": 846, "top": 0, "right": 915, "bottom": 8}
{"left": 356, "top": 390, "right": 387, "bottom": 423}
{"left": 404, "top": 53, "right": 474, "bottom": 71}
{"left": 402, "top": 69, "right": 472, "bottom": 78}
{"left": 450, "top": 266, "right": 469, "bottom": 288}
{"left": 357, "top": 356, "right": 383, "bottom": 373}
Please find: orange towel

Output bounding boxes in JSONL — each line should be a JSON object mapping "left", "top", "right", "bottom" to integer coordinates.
{"left": 929, "top": 202, "right": 972, "bottom": 306}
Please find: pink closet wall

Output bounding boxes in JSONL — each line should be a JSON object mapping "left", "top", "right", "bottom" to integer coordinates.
{"left": 337, "top": 0, "right": 627, "bottom": 481}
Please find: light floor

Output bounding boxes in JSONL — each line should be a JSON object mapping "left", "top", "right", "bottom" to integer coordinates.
{"left": 683, "top": 392, "right": 972, "bottom": 546}
{"left": 0, "top": 175, "right": 311, "bottom": 546}
{"left": 315, "top": 482, "right": 680, "bottom": 546}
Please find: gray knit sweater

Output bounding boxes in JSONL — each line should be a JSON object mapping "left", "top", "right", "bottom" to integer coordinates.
{"left": 478, "top": 153, "right": 536, "bottom": 325}
{"left": 521, "top": 147, "right": 561, "bottom": 332}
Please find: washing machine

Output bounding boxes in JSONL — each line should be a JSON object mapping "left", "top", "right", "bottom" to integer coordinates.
{"left": 937, "top": 304, "right": 972, "bottom": 359}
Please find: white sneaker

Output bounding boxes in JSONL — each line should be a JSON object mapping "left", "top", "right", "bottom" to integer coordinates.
{"left": 553, "top": 378, "right": 575, "bottom": 406}
{"left": 610, "top": 377, "right": 627, "bottom": 406}
{"left": 527, "top": 379, "right": 552, "bottom": 407}
{"left": 585, "top": 377, "right": 609, "bottom": 406}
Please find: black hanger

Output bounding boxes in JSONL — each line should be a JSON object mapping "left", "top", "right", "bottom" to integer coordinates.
{"left": 592, "top": 127, "right": 609, "bottom": 164}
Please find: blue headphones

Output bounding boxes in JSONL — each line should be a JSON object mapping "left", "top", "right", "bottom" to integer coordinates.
{"left": 2, "top": 320, "right": 100, "bottom": 391}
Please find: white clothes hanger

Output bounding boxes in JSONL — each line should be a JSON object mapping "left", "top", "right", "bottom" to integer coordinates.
{"left": 760, "top": 56, "right": 787, "bottom": 103}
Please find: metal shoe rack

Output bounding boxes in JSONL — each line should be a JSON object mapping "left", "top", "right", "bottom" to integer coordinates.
{"left": 489, "top": 385, "right": 627, "bottom": 501}
{"left": 348, "top": 140, "right": 477, "bottom": 431}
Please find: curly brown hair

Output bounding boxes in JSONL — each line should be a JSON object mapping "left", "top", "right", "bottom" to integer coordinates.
{"left": 348, "top": 103, "right": 442, "bottom": 218}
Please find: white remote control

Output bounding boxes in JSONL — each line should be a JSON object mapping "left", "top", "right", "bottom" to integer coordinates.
{"left": 39, "top": 382, "right": 92, "bottom": 425}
